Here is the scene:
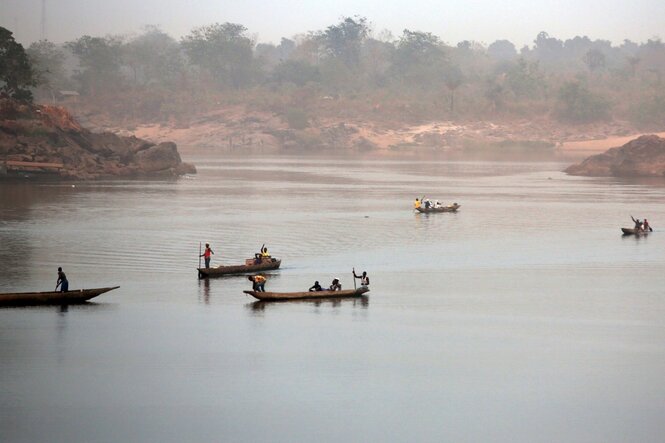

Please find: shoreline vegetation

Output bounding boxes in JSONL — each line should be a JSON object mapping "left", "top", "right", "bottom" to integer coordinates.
{"left": 3, "top": 17, "right": 665, "bottom": 175}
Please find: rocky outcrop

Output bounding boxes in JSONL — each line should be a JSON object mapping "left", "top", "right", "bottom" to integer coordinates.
{"left": 0, "top": 98, "right": 195, "bottom": 179}
{"left": 565, "top": 135, "right": 665, "bottom": 177}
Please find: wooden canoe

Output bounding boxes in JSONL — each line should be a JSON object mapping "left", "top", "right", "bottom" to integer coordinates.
{"left": 244, "top": 286, "right": 369, "bottom": 301}
{"left": 415, "top": 203, "right": 460, "bottom": 213}
{"left": 621, "top": 227, "right": 651, "bottom": 235}
{"left": 0, "top": 286, "right": 119, "bottom": 307}
{"left": 198, "top": 258, "right": 281, "bottom": 278}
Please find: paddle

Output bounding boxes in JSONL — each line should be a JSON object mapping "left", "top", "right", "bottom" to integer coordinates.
{"left": 352, "top": 268, "right": 356, "bottom": 290}
{"left": 198, "top": 242, "right": 202, "bottom": 269}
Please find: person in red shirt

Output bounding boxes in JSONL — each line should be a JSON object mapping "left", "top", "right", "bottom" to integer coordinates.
{"left": 200, "top": 243, "right": 214, "bottom": 268}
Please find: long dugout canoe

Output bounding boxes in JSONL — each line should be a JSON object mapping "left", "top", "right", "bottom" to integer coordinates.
{"left": 0, "top": 286, "right": 119, "bottom": 307}
{"left": 198, "top": 258, "right": 281, "bottom": 278}
{"left": 244, "top": 286, "right": 369, "bottom": 301}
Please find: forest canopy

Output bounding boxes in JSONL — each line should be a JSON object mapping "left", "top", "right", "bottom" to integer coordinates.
{"left": 16, "top": 17, "right": 665, "bottom": 128}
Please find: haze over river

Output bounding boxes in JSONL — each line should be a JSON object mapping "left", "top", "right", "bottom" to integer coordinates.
{"left": 1, "top": 156, "right": 664, "bottom": 442}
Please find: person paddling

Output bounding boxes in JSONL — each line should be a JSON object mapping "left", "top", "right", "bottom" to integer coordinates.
{"left": 55, "top": 267, "right": 69, "bottom": 292}
{"left": 631, "top": 216, "right": 643, "bottom": 231}
{"left": 643, "top": 219, "right": 653, "bottom": 232}
{"left": 309, "top": 281, "right": 323, "bottom": 292}
{"left": 200, "top": 243, "right": 214, "bottom": 268}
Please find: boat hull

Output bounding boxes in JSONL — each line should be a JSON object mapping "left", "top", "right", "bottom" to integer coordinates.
{"left": 244, "top": 286, "right": 369, "bottom": 301}
{"left": 0, "top": 286, "right": 119, "bottom": 307}
{"left": 621, "top": 227, "right": 651, "bottom": 235}
{"left": 198, "top": 259, "right": 281, "bottom": 278}
{"left": 416, "top": 204, "right": 460, "bottom": 213}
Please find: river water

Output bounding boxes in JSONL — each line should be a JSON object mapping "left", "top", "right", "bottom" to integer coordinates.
{"left": 1, "top": 156, "right": 664, "bottom": 442}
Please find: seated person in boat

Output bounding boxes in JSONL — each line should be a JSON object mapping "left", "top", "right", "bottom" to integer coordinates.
{"left": 56, "top": 267, "right": 68, "bottom": 292}
{"left": 255, "top": 244, "right": 271, "bottom": 262}
{"left": 434, "top": 200, "right": 442, "bottom": 208}
{"left": 423, "top": 199, "right": 431, "bottom": 209}
{"left": 329, "top": 278, "right": 342, "bottom": 291}
{"left": 353, "top": 268, "right": 369, "bottom": 287}
{"left": 248, "top": 274, "right": 266, "bottom": 292}
{"left": 414, "top": 198, "right": 421, "bottom": 209}
{"left": 309, "top": 281, "right": 323, "bottom": 292}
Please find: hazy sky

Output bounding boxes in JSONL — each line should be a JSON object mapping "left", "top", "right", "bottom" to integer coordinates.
{"left": 1, "top": 0, "right": 663, "bottom": 47}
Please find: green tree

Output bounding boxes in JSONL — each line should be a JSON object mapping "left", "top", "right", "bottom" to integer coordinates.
{"left": 444, "top": 65, "right": 464, "bottom": 113}
{"left": 181, "top": 23, "right": 256, "bottom": 89}
{"left": 66, "top": 35, "right": 124, "bottom": 95}
{"left": 555, "top": 80, "right": 610, "bottom": 123}
{"left": 0, "top": 27, "right": 37, "bottom": 101}
{"left": 271, "top": 60, "right": 320, "bottom": 86}
{"left": 506, "top": 58, "right": 544, "bottom": 99}
{"left": 391, "top": 29, "right": 448, "bottom": 88}
{"left": 487, "top": 40, "right": 517, "bottom": 61}
{"left": 319, "top": 16, "right": 369, "bottom": 68}
{"left": 124, "top": 26, "right": 183, "bottom": 87}
{"left": 583, "top": 48, "right": 606, "bottom": 73}
{"left": 26, "top": 40, "right": 67, "bottom": 98}
{"left": 626, "top": 55, "right": 640, "bottom": 77}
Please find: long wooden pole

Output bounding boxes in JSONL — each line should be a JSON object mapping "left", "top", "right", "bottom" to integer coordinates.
{"left": 352, "top": 268, "right": 356, "bottom": 290}
{"left": 198, "top": 242, "right": 202, "bottom": 269}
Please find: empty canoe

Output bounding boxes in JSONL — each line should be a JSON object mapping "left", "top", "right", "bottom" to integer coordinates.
{"left": 0, "top": 286, "right": 119, "bottom": 307}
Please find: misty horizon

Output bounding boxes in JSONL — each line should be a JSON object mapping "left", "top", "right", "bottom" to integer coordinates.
{"left": 1, "top": 0, "right": 663, "bottom": 47}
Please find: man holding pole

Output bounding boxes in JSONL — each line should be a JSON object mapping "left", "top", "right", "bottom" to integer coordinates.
{"left": 353, "top": 268, "right": 369, "bottom": 288}
{"left": 200, "top": 243, "right": 214, "bottom": 268}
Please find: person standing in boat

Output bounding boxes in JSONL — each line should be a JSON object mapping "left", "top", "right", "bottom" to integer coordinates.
{"left": 414, "top": 198, "right": 421, "bottom": 209}
{"left": 55, "top": 267, "right": 68, "bottom": 292}
{"left": 353, "top": 269, "right": 370, "bottom": 287}
{"left": 200, "top": 243, "right": 214, "bottom": 268}
{"left": 248, "top": 274, "right": 266, "bottom": 292}
{"left": 261, "top": 244, "right": 270, "bottom": 258}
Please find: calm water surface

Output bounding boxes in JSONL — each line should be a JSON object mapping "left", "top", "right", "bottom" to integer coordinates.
{"left": 1, "top": 157, "right": 665, "bottom": 442}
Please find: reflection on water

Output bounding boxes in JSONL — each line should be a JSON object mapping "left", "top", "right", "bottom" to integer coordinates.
{"left": 1, "top": 156, "right": 665, "bottom": 442}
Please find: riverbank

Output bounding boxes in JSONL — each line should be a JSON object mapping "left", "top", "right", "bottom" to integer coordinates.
{"left": 0, "top": 98, "right": 195, "bottom": 179}
{"left": 82, "top": 106, "right": 656, "bottom": 160}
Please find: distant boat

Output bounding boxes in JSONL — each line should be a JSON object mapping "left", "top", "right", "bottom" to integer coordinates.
{"left": 0, "top": 286, "right": 119, "bottom": 307}
{"left": 415, "top": 203, "right": 460, "bottom": 213}
{"left": 621, "top": 227, "right": 651, "bottom": 235}
{"left": 198, "top": 258, "right": 281, "bottom": 278}
{"left": 244, "top": 286, "right": 369, "bottom": 301}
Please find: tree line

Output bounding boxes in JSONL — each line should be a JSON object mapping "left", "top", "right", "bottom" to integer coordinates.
{"left": 3, "top": 17, "right": 665, "bottom": 128}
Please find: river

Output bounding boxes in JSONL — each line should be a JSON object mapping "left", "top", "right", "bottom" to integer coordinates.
{"left": 1, "top": 156, "right": 664, "bottom": 442}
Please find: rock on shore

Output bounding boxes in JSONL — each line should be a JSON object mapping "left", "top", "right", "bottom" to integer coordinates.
{"left": 0, "top": 99, "right": 195, "bottom": 179}
{"left": 565, "top": 135, "right": 665, "bottom": 177}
